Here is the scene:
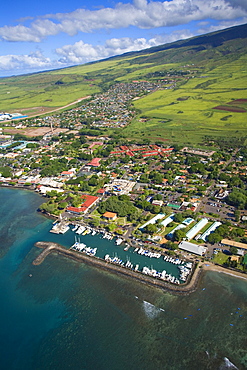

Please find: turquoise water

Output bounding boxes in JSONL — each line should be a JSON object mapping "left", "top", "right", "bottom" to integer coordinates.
{"left": 70, "top": 232, "right": 182, "bottom": 280}
{"left": 0, "top": 187, "right": 246, "bottom": 370}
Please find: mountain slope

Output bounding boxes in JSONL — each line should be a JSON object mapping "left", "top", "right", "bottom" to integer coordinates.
{"left": 0, "top": 23, "right": 246, "bottom": 146}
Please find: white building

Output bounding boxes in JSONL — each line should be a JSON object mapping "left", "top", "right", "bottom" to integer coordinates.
{"left": 200, "top": 221, "right": 222, "bottom": 242}
{"left": 186, "top": 218, "right": 208, "bottom": 240}
{"left": 139, "top": 213, "right": 166, "bottom": 230}
{"left": 179, "top": 241, "right": 207, "bottom": 256}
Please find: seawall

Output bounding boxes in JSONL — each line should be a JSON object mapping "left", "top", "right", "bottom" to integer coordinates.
{"left": 33, "top": 241, "right": 203, "bottom": 295}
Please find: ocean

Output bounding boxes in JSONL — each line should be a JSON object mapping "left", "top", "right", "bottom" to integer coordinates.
{"left": 0, "top": 187, "right": 246, "bottom": 370}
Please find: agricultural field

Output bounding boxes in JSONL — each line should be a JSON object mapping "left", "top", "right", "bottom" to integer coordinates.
{"left": 0, "top": 72, "right": 100, "bottom": 112}
{"left": 0, "top": 23, "right": 246, "bottom": 146}
{"left": 122, "top": 56, "right": 247, "bottom": 145}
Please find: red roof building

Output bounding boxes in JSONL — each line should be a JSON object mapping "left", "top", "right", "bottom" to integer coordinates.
{"left": 87, "top": 158, "right": 101, "bottom": 167}
{"left": 97, "top": 188, "right": 105, "bottom": 194}
{"left": 67, "top": 194, "right": 99, "bottom": 214}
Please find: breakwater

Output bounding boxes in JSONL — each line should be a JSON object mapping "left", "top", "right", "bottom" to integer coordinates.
{"left": 33, "top": 241, "right": 203, "bottom": 295}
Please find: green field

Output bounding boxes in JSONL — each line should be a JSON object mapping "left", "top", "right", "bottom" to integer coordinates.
{"left": 0, "top": 23, "right": 247, "bottom": 145}
{"left": 122, "top": 55, "right": 247, "bottom": 145}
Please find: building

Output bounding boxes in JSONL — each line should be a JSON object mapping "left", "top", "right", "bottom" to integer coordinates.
{"left": 200, "top": 221, "right": 222, "bottom": 242}
{"left": 221, "top": 239, "right": 247, "bottom": 252}
{"left": 104, "top": 179, "right": 136, "bottom": 195}
{"left": 167, "top": 224, "right": 186, "bottom": 240}
{"left": 139, "top": 213, "right": 166, "bottom": 230}
{"left": 37, "top": 186, "right": 64, "bottom": 195}
{"left": 160, "top": 214, "right": 175, "bottom": 227}
{"left": 179, "top": 241, "right": 207, "bottom": 256}
{"left": 152, "top": 199, "right": 163, "bottom": 207}
{"left": 67, "top": 194, "right": 99, "bottom": 214}
{"left": 103, "top": 212, "right": 117, "bottom": 221}
{"left": 60, "top": 170, "right": 75, "bottom": 179}
{"left": 87, "top": 158, "right": 101, "bottom": 167}
{"left": 186, "top": 218, "right": 208, "bottom": 240}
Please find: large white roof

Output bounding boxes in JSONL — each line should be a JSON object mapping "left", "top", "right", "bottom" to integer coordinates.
{"left": 186, "top": 218, "right": 208, "bottom": 240}
{"left": 179, "top": 241, "right": 207, "bottom": 256}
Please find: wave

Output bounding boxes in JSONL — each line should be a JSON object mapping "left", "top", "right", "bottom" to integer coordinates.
{"left": 219, "top": 357, "right": 239, "bottom": 370}
{"left": 142, "top": 300, "right": 164, "bottom": 319}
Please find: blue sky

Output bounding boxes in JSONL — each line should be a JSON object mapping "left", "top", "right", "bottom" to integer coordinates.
{"left": 0, "top": 0, "right": 246, "bottom": 76}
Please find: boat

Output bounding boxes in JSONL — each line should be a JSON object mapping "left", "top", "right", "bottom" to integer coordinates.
{"left": 76, "top": 226, "right": 85, "bottom": 234}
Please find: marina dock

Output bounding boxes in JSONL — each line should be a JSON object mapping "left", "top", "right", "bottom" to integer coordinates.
{"left": 33, "top": 241, "right": 203, "bottom": 295}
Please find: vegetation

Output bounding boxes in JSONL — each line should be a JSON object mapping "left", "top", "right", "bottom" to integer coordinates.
{"left": 0, "top": 23, "right": 247, "bottom": 146}
{"left": 98, "top": 195, "right": 139, "bottom": 219}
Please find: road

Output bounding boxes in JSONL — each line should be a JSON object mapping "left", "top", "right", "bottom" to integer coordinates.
{"left": 2, "top": 95, "right": 92, "bottom": 122}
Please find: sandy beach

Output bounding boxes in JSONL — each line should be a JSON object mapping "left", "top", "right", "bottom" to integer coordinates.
{"left": 202, "top": 262, "right": 247, "bottom": 281}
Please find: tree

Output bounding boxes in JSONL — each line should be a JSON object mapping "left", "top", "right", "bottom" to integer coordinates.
{"left": 229, "top": 246, "right": 238, "bottom": 255}
{"left": 207, "top": 233, "right": 222, "bottom": 244}
{"left": 145, "top": 224, "right": 158, "bottom": 234}
{"left": 89, "top": 218, "right": 100, "bottom": 228}
{"left": 173, "top": 229, "right": 186, "bottom": 242}
{"left": 166, "top": 241, "right": 177, "bottom": 250}
{"left": 88, "top": 176, "right": 98, "bottom": 186}
{"left": 173, "top": 213, "right": 184, "bottom": 223}
{"left": 0, "top": 166, "right": 12, "bottom": 177}
{"left": 46, "top": 190, "right": 60, "bottom": 198}
{"left": 234, "top": 210, "right": 240, "bottom": 222}
{"left": 58, "top": 201, "right": 68, "bottom": 210}
{"left": 227, "top": 190, "right": 247, "bottom": 209}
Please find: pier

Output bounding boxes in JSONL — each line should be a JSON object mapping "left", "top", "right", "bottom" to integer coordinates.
{"left": 33, "top": 241, "right": 203, "bottom": 295}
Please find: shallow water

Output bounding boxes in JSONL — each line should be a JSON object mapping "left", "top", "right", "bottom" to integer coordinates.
{"left": 0, "top": 188, "right": 246, "bottom": 370}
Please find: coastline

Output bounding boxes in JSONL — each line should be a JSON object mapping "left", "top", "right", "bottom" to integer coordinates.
{"left": 33, "top": 241, "right": 204, "bottom": 295}
{"left": 33, "top": 241, "right": 247, "bottom": 294}
{"left": 202, "top": 262, "right": 247, "bottom": 281}
{"left": 2, "top": 184, "right": 247, "bottom": 289}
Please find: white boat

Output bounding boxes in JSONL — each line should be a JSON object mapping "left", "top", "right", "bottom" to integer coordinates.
{"left": 76, "top": 226, "right": 85, "bottom": 234}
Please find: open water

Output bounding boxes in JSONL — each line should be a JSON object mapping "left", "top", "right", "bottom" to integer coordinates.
{"left": 0, "top": 187, "right": 246, "bottom": 370}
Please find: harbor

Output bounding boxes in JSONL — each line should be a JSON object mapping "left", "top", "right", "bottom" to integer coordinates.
{"left": 32, "top": 222, "right": 202, "bottom": 292}
{"left": 33, "top": 241, "right": 202, "bottom": 294}
{"left": 49, "top": 223, "right": 194, "bottom": 285}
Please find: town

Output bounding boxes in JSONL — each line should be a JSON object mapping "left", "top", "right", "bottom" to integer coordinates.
{"left": 0, "top": 80, "right": 247, "bottom": 279}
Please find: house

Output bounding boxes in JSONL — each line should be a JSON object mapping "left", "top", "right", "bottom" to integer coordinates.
{"left": 87, "top": 158, "right": 101, "bottom": 167}
{"left": 152, "top": 199, "right": 163, "bottom": 207}
{"left": 230, "top": 255, "right": 240, "bottom": 263}
{"left": 103, "top": 212, "right": 117, "bottom": 221}
{"left": 97, "top": 188, "right": 106, "bottom": 195}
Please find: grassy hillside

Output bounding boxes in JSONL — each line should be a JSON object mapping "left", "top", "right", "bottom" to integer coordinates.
{"left": 122, "top": 53, "right": 247, "bottom": 145}
{"left": 0, "top": 23, "right": 246, "bottom": 145}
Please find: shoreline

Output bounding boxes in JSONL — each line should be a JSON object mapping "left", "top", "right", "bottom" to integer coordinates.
{"left": 33, "top": 241, "right": 204, "bottom": 295}
{"left": 202, "top": 262, "right": 247, "bottom": 281}
{"left": 33, "top": 242, "right": 247, "bottom": 294}
{"left": 2, "top": 185, "right": 247, "bottom": 288}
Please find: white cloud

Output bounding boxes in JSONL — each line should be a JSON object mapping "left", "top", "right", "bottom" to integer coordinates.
{"left": 197, "top": 16, "right": 247, "bottom": 34}
{"left": 0, "top": 51, "right": 53, "bottom": 71}
{"left": 0, "top": 0, "right": 246, "bottom": 42}
{"left": 0, "top": 29, "right": 195, "bottom": 74}
{"left": 56, "top": 30, "right": 195, "bottom": 64}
